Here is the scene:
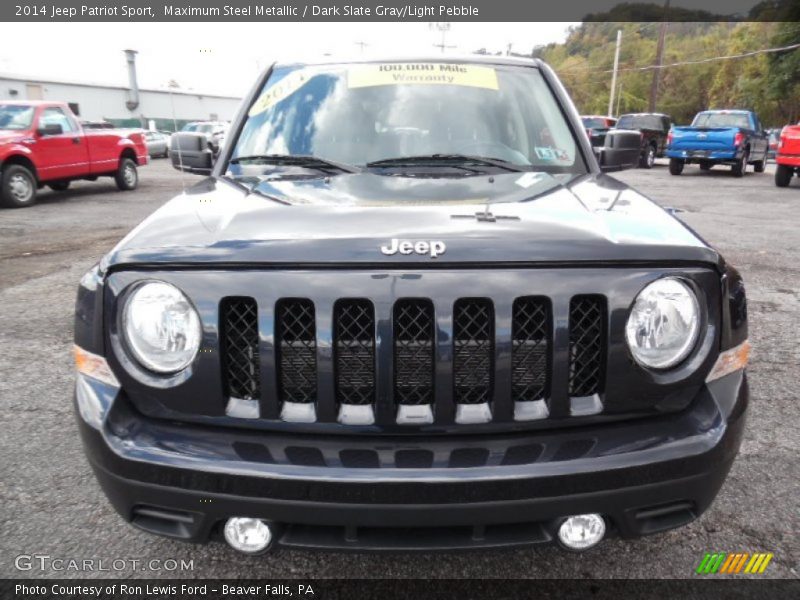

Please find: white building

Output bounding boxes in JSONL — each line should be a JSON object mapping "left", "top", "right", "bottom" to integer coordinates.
{"left": 0, "top": 55, "right": 242, "bottom": 131}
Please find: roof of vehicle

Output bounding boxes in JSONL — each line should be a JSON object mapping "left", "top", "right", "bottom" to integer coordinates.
{"left": 618, "top": 113, "right": 670, "bottom": 117}
{"left": 581, "top": 115, "right": 617, "bottom": 120}
{"left": 273, "top": 54, "right": 544, "bottom": 69}
{"left": 699, "top": 109, "right": 752, "bottom": 113}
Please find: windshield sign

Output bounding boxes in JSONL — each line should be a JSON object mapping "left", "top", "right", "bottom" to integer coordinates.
{"left": 230, "top": 62, "right": 585, "bottom": 184}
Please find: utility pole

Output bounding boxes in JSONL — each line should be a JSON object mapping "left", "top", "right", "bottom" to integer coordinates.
{"left": 354, "top": 41, "right": 369, "bottom": 54}
{"left": 649, "top": 0, "right": 670, "bottom": 112}
{"left": 431, "top": 22, "right": 455, "bottom": 54}
{"left": 608, "top": 30, "right": 621, "bottom": 118}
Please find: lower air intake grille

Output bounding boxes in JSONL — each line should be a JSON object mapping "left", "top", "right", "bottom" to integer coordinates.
{"left": 220, "top": 297, "right": 260, "bottom": 400}
{"left": 568, "top": 295, "right": 606, "bottom": 397}
{"left": 453, "top": 299, "right": 494, "bottom": 404}
{"left": 512, "top": 297, "right": 550, "bottom": 402}
{"left": 394, "top": 299, "right": 435, "bottom": 405}
{"left": 276, "top": 299, "right": 317, "bottom": 404}
{"left": 334, "top": 299, "right": 376, "bottom": 405}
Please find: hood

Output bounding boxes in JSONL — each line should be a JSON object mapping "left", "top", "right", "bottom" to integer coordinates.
{"left": 102, "top": 171, "right": 719, "bottom": 270}
{"left": 0, "top": 130, "right": 26, "bottom": 145}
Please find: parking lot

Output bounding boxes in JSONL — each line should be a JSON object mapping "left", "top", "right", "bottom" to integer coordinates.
{"left": 0, "top": 157, "right": 797, "bottom": 579}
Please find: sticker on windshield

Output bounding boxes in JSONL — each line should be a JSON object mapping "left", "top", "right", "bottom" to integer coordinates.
{"left": 534, "top": 146, "right": 570, "bottom": 162}
{"left": 348, "top": 63, "right": 499, "bottom": 90}
{"left": 249, "top": 69, "right": 315, "bottom": 117}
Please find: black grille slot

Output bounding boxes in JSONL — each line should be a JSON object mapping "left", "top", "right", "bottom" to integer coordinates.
{"left": 276, "top": 299, "right": 317, "bottom": 404}
{"left": 453, "top": 299, "right": 494, "bottom": 404}
{"left": 512, "top": 297, "right": 550, "bottom": 402}
{"left": 568, "top": 295, "right": 606, "bottom": 397}
{"left": 394, "top": 299, "right": 435, "bottom": 405}
{"left": 334, "top": 299, "right": 376, "bottom": 406}
{"left": 220, "top": 297, "right": 260, "bottom": 400}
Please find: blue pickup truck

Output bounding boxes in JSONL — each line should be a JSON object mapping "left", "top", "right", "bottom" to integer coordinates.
{"left": 666, "top": 110, "right": 769, "bottom": 177}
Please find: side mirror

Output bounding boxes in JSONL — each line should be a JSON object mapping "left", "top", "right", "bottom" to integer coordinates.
{"left": 37, "top": 123, "right": 63, "bottom": 136}
{"left": 599, "top": 129, "right": 641, "bottom": 172}
{"left": 170, "top": 132, "right": 214, "bottom": 175}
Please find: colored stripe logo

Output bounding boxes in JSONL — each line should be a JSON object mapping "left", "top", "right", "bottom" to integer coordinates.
{"left": 696, "top": 552, "right": 773, "bottom": 574}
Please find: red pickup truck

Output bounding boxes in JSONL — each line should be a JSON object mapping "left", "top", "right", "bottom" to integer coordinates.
{"left": 0, "top": 101, "right": 148, "bottom": 208}
{"left": 775, "top": 123, "right": 800, "bottom": 187}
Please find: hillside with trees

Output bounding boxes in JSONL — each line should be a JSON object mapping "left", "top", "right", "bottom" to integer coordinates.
{"left": 531, "top": 17, "right": 800, "bottom": 127}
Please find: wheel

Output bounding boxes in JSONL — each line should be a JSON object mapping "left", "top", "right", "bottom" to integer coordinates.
{"left": 1, "top": 164, "right": 37, "bottom": 208}
{"left": 732, "top": 150, "right": 748, "bottom": 177}
{"left": 753, "top": 159, "right": 766, "bottom": 173}
{"left": 48, "top": 181, "right": 70, "bottom": 192}
{"left": 699, "top": 161, "right": 712, "bottom": 171}
{"left": 115, "top": 158, "right": 138, "bottom": 191}
{"left": 669, "top": 158, "right": 684, "bottom": 175}
{"left": 639, "top": 144, "right": 656, "bottom": 169}
{"left": 775, "top": 164, "right": 793, "bottom": 188}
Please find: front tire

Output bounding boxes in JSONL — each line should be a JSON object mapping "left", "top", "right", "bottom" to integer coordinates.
{"left": 775, "top": 164, "right": 793, "bottom": 188}
{"left": 115, "top": 158, "right": 138, "bottom": 191}
{"left": 669, "top": 158, "right": 684, "bottom": 175}
{"left": 753, "top": 158, "right": 766, "bottom": 173}
{"left": 1, "top": 164, "right": 37, "bottom": 208}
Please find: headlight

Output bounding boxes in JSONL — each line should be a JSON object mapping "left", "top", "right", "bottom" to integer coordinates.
{"left": 625, "top": 278, "right": 700, "bottom": 369}
{"left": 122, "top": 281, "right": 201, "bottom": 373}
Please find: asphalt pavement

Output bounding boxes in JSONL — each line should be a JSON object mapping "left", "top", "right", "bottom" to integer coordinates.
{"left": 0, "top": 158, "right": 797, "bottom": 579}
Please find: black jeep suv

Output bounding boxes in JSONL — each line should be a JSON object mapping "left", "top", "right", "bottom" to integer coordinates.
{"left": 75, "top": 57, "right": 748, "bottom": 554}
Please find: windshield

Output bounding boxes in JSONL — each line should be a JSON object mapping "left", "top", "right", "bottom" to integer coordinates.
{"left": 692, "top": 113, "right": 751, "bottom": 129}
{"left": 0, "top": 105, "right": 35, "bottom": 130}
{"left": 616, "top": 115, "right": 663, "bottom": 130}
{"left": 230, "top": 62, "right": 585, "bottom": 176}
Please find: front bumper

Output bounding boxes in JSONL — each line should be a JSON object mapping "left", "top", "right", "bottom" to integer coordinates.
{"left": 776, "top": 153, "right": 800, "bottom": 168}
{"left": 76, "top": 371, "right": 747, "bottom": 552}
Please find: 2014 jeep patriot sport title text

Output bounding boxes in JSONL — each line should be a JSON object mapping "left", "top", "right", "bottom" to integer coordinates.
{"left": 74, "top": 56, "right": 749, "bottom": 554}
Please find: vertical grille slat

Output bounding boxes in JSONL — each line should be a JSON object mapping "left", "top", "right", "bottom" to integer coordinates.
{"left": 220, "top": 297, "right": 260, "bottom": 400}
{"left": 334, "top": 300, "right": 376, "bottom": 406}
{"left": 276, "top": 299, "right": 317, "bottom": 404}
{"left": 394, "top": 299, "right": 435, "bottom": 406}
{"left": 568, "top": 296, "right": 606, "bottom": 398}
{"left": 453, "top": 299, "right": 494, "bottom": 405}
{"left": 512, "top": 297, "right": 551, "bottom": 403}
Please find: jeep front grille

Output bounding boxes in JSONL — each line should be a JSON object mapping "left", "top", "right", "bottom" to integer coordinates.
{"left": 334, "top": 299, "right": 376, "bottom": 406}
{"left": 276, "top": 299, "right": 317, "bottom": 404}
{"left": 220, "top": 297, "right": 260, "bottom": 400}
{"left": 219, "top": 293, "right": 610, "bottom": 427}
{"left": 394, "top": 299, "right": 435, "bottom": 406}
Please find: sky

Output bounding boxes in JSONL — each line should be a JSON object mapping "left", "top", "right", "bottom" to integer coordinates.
{"left": 0, "top": 22, "right": 575, "bottom": 97}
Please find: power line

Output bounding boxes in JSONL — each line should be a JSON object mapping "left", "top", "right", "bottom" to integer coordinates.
{"left": 558, "top": 41, "right": 800, "bottom": 74}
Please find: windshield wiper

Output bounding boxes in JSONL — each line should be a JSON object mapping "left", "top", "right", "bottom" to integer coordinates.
{"left": 366, "top": 154, "right": 526, "bottom": 172}
{"left": 229, "top": 154, "right": 359, "bottom": 174}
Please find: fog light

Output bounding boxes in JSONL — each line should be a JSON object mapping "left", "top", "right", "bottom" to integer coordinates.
{"left": 557, "top": 514, "right": 606, "bottom": 550}
{"left": 223, "top": 518, "right": 273, "bottom": 554}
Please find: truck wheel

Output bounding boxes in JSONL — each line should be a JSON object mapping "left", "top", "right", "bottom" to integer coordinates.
{"left": 1, "top": 164, "right": 37, "bottom": 208}
{"left": 753, "top": 159, "right": 766, "bottom": 173}
{"left": 732, "top": 151, "right": 748, "bottom": 177}
{"left": 640, "top": 144, "right": 656, "bottom": 169}
{"left": 668, "top": 158, "right": 684, "bottom": 175}
{"left": 48, "top": 181, "right": 70, "bottom": 191}
{"left": 775, "top": 164, "right": 792, "bottom": 188}
{"left": 115, "top": 158, "right": 138, "bottom": 191}
{"left": 699, "top": 161, "right": 712, "bottom": 171}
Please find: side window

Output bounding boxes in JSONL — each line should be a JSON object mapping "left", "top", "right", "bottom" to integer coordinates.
{"left": 39, "top": 107, "right": 76, "bottom": 133}
{"left": 662, "top": 117, "right": 670, "bottom": 132}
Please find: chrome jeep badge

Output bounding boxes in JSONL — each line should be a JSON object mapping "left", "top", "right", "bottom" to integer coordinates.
{"left": 380, "top": 239, "right": 446, "bottom": 258}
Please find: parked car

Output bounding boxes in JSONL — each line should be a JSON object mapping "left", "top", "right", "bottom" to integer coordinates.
{"left": 767, "top": 128, "right": 781, "bottom": 159}
{"left": 75, "top": 56, "right": 747, "bottom": 556}
{"left": 666, "top": 109, "right": 769, "bottom": 177}
{"left": 144, "top": 130, "right": 170, "bottom": 158}
{"left": 0, "top": 101, "right": 148, "bottom": 207}
{"left": 181, "top": 120, "right": 229, "bottom": 152}
{"left": 614, "top": 113, "right": 672, "bottom": 169}
{"left": 581, "top": 115, "right": 617, "bottom": 148}
{"left": 775, "top": 123, "right": 800, "bottom": 187}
